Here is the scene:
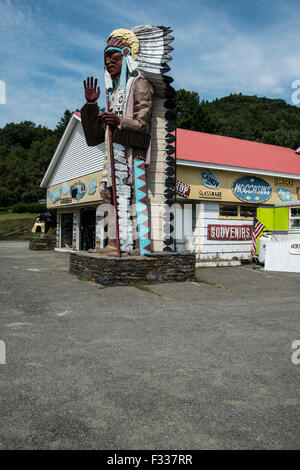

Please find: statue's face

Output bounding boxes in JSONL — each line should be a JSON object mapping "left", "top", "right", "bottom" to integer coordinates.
{"left": 105, "top": 50, "right": 123, "bottom": 79}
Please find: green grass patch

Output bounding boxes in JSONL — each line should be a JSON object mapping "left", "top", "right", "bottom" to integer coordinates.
{"left": 0, "top": 213, "right": 56, "bottom": 241}
{"left": 0, "top": 212, "right": 38, "bottom": 221}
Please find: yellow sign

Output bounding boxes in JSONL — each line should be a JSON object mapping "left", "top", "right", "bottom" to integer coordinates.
{"left": 47, "top": 170, "right": 103, "bottom": 208}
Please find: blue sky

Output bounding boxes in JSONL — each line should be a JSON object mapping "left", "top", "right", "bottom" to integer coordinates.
{"left": 1, "top": 0, "right": 300, "bottom": 129}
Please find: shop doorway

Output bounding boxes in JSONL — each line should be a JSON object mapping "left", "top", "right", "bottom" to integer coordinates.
{"left": 61, "top": 213, "right": 73, "bottom": 248}
{"left": 80, "top": 209, "right": 96, "bottom": 251}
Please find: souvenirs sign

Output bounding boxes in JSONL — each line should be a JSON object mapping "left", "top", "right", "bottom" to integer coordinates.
{"left": 232, "top": 176, "right": 272, "bottom": 203}
{"left": 201, "top": 169, "right": 220, "bottom": 189}
{"left": 208, "top": 224, "right": 252, "bottom": 241}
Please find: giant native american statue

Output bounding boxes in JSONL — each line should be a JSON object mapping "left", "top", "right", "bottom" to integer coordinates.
{"left": 81, "top": 26, "right": 176, "bottom": 257}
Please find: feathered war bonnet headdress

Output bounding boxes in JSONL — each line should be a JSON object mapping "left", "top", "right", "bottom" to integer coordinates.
{"left": 104, "top": 25, "right": 174, "bottom": 96}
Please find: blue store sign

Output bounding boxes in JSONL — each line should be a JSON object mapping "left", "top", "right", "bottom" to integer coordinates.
{"left": 232, "top": 176, "right": 272, "bottom": 203}
{"left": 277, "top": 187, "right": 292, "bottom": 202}
{"left": 201, "top": 169, "right": 220, "bottom": 189}
{"left": 88, "top": 177, "right": 97, "bottom": 195}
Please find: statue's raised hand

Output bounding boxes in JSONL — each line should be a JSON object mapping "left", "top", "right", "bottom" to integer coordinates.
{"left": 84, "top": 76, "right": 100, "bottom": 103}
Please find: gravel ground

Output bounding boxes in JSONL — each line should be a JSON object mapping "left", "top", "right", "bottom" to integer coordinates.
{"left": 0, "top": 241, "right": 299, "bottom": 449}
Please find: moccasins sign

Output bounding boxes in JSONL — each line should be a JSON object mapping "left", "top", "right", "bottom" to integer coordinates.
{"left": 233, "top": 176, "right": 272, "bottom": 203}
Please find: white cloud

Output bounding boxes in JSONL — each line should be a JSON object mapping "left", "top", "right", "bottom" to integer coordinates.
{"left": 172, "top": 11, "right": 300, "bottom": 101}
{"left": 0, "top": 0, "right": 108, "bottom": 127}
{"left": 1, "top": 0, "right": 300, "bottom": 128}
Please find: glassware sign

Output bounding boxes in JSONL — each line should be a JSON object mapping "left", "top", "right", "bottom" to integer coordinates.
{"left": 232, "top": 176, "right": 272, "bottom": 203}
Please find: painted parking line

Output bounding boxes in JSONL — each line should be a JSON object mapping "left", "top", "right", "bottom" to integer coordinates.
{"left": 56, "top": 310, "right": 70, "bottom": 317}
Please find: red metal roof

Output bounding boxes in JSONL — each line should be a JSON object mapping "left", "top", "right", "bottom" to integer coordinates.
{"left": 73, "top": 112, "right": 300, "bottom": 176}
{"left": 176, "top": 128, "right": 300, "bottom": 176}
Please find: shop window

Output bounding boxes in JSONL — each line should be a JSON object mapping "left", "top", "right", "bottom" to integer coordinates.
{"left": 219, "top": 204, "right": 257, "bottom": 219}
{"left": 290, "top": 207, "right": 300, "bottom": 229}
{"left": 219, "top": 205, "right": 238, "bottom": 217}
{"left": 240, "top": 206, "right": 257, "bottom": 218}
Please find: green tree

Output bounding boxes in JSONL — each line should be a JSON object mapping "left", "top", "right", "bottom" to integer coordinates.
{"left": 0, "top": 121, "right": 52, "bottom": 149}
{"left": 55, "top": 109, "right": 73, "bottom": 139}
{"left": 0, "top": 111, "right": 68, "bottom": 206}
{"left": 201, "top": 93, "right": 300, "bottom": 149}
{"left": 175, "top": 89, "right": 219, "bottom": 133}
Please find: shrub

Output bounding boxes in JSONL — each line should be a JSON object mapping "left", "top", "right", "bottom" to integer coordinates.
{"left": 10, "top": 202, "right": 47, "bottom": 213}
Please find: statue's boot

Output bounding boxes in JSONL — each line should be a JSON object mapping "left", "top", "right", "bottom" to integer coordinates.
{"left": 128, "top": 247, "right": 140, "bottom": 256}
{"left": 88, "top": 239, "right": 144, "bottom": 257}
{"left": 88, "top": 239, "right": 118, "bottom": 255}
{"left": 127, "top": 238, "right": 141, "bottom": 256}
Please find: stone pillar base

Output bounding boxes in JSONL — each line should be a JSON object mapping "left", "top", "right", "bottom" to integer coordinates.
{"left": 70, "top": 252, "right": 195, "bottom": 286}
{"left": 29, "top": 237, "right": 56, "bottom": 250}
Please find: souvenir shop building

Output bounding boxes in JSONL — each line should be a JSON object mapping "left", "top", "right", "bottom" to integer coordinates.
{"left": 175, "top": 128, "right": 300, "bottom": 261}
{"left": 41, "top": 112, "right": 300, "bottom": 260}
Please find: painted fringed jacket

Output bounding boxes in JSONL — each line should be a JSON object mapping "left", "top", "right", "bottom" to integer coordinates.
{"left": 81, "top": 76, "right": 153, "bottom": 187}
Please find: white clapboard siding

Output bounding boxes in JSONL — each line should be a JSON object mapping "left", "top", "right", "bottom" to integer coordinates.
{"left": 49, "top": 122, "right": 105, "bottom": 186}
{"left": 200, "top": 244, "right": 252, "bottom": 253}
{"left": 198, "top": 201, "right": 252, "bottom": 260}
{"left": 178, "top": 201, "right": 252, "bottom": 259}
{"left": 265, "top": 240, "right": 300, "bottom": 272}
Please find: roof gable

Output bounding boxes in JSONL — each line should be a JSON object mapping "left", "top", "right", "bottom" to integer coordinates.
{"left": 41, "top": 113, "right": 106, "bottom": 188}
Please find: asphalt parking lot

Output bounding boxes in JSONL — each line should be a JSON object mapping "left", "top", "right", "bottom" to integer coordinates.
{"left": 0, "top": 241, "right": 299, "bottom": 449}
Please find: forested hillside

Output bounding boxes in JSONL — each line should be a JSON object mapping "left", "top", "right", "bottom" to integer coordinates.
{"left": 203, "top": 93, "right": 300, "bottom": 149}
{"left": 0, "top": 110, "right": 72, "bottom": 207}
{"left": 176, "top": 90, "right": 300, "bottom": 149}
{"left": 1, "top": 91, "right": 300, "bottom": 207}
